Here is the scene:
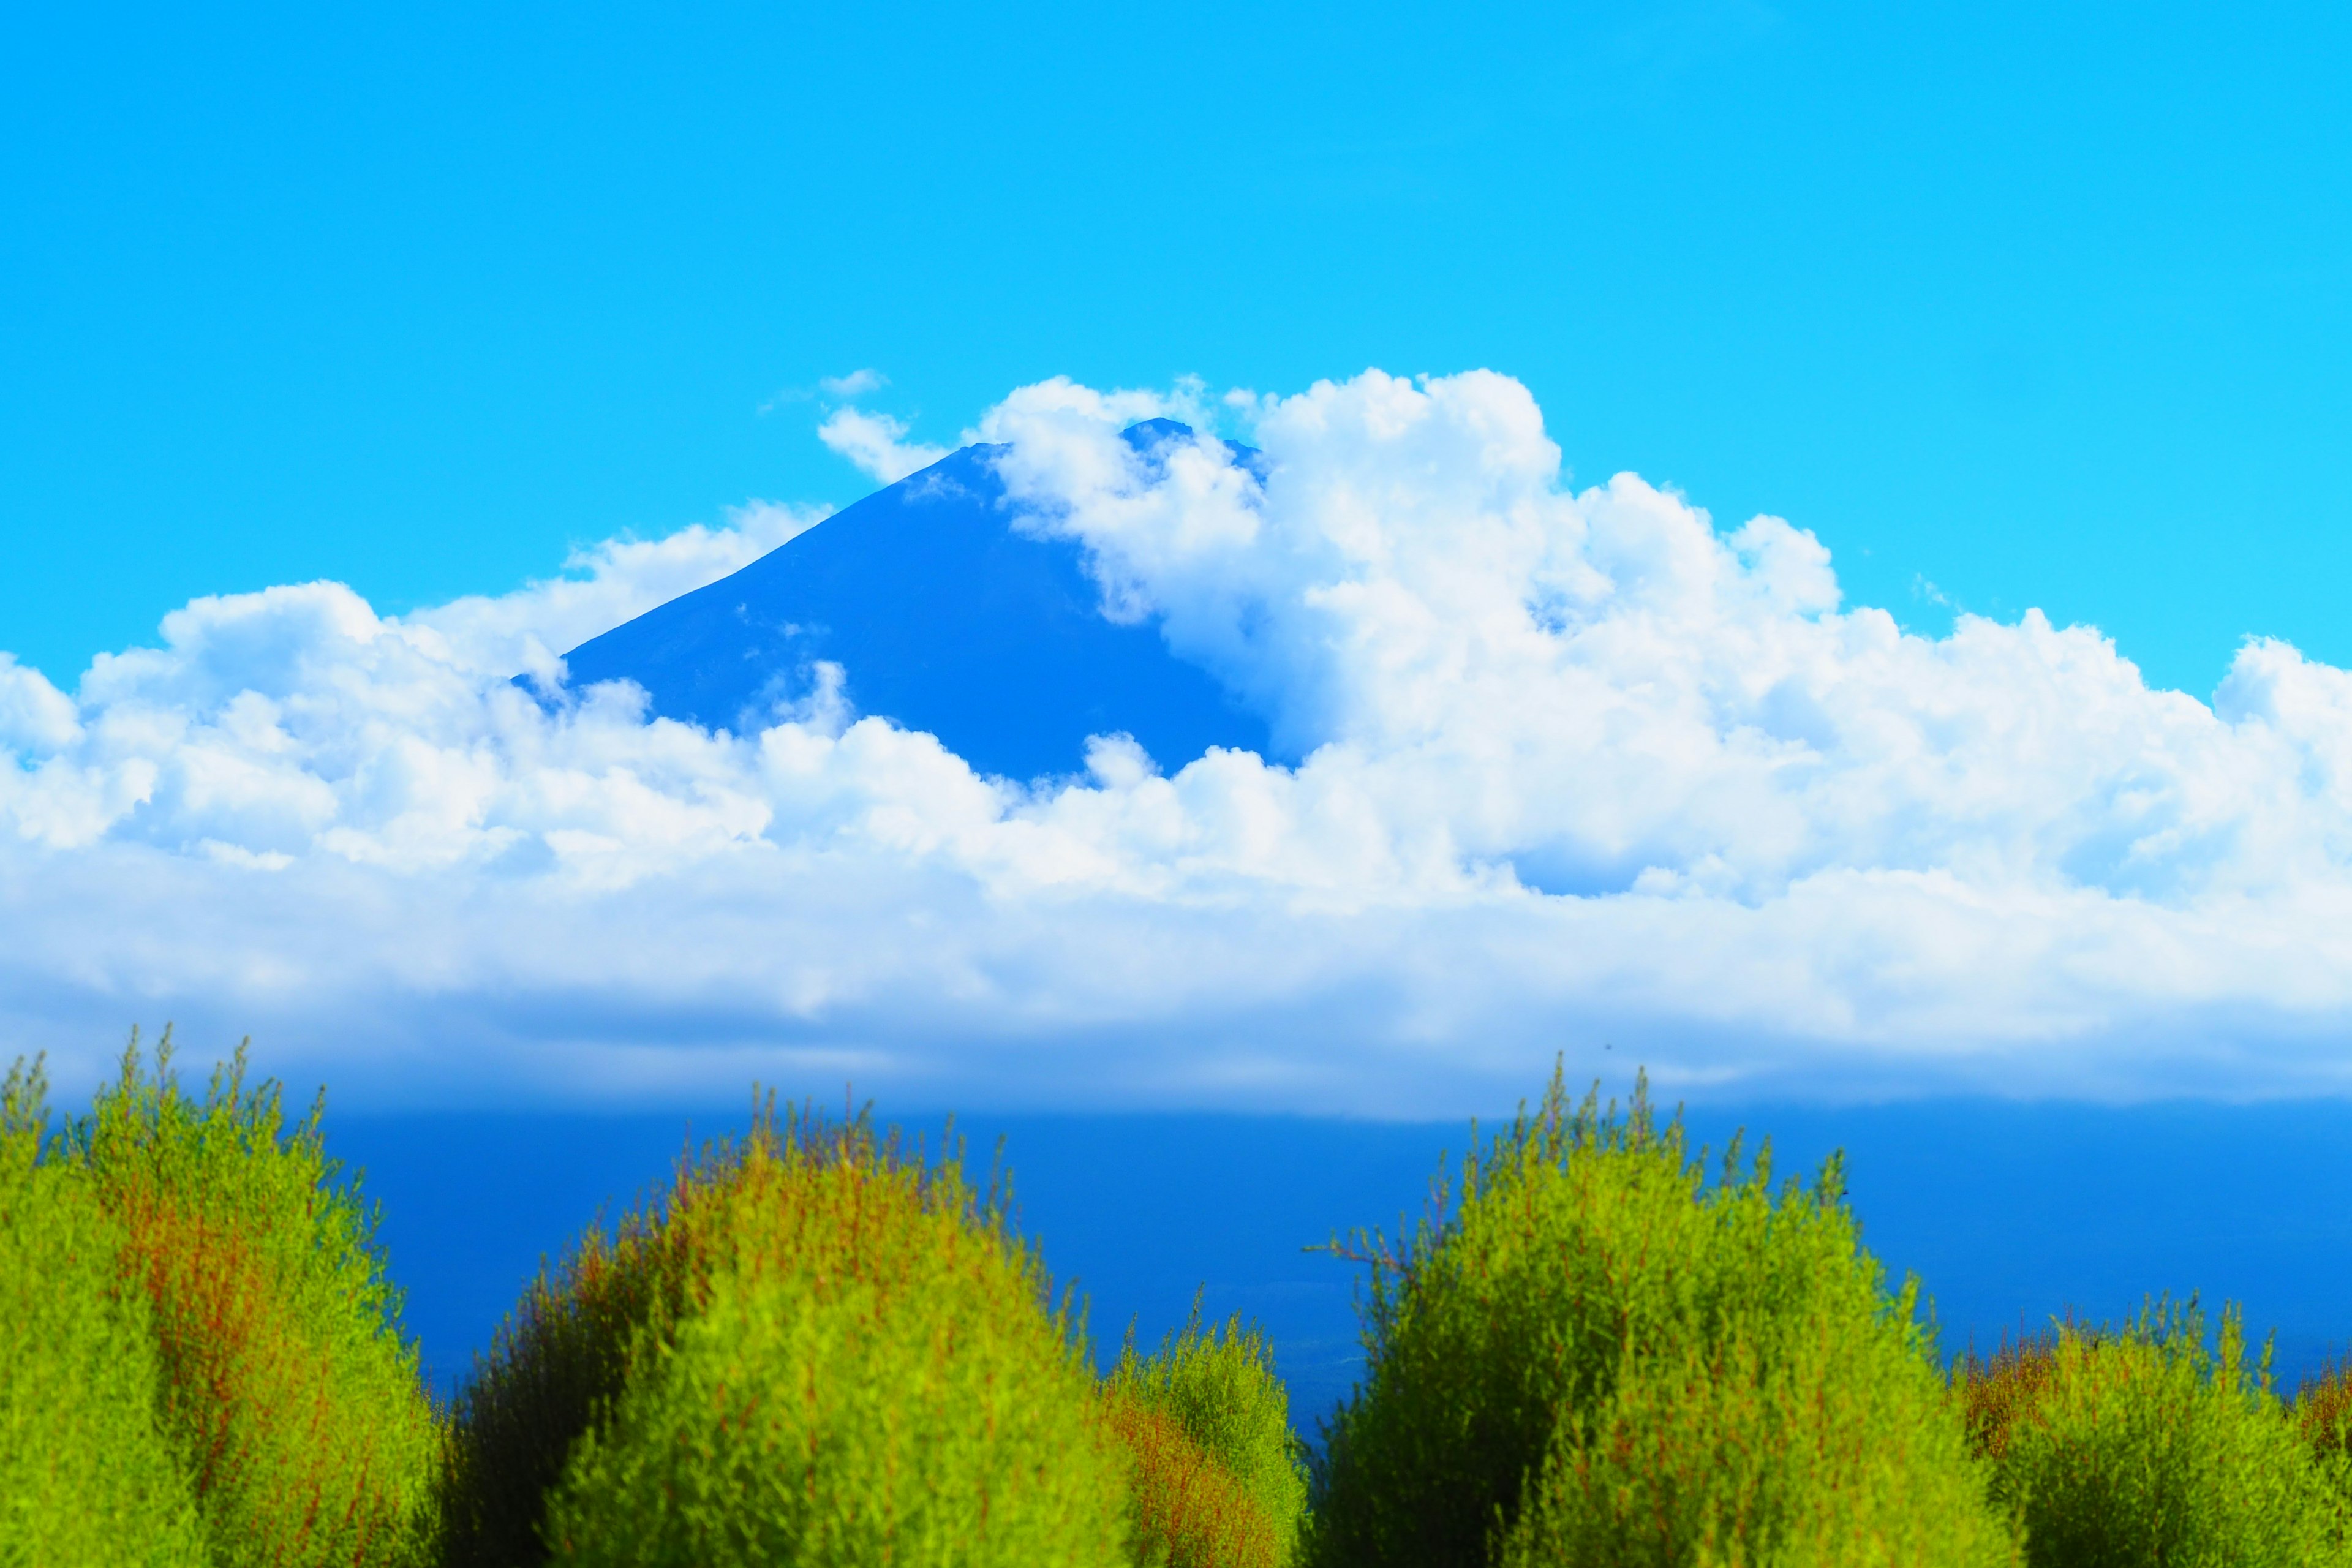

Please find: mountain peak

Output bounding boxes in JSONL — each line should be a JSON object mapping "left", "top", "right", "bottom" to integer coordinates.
{"left": 546, "top": 428, "right": 1269, "bottom": 778}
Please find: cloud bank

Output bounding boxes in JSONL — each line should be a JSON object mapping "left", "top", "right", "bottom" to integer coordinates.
{"left": 8, "top": 369, "right": 2352, "bottom": 1112}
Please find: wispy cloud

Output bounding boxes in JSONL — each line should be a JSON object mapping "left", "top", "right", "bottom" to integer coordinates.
{"left": 816, "top": 407, "right": 950, "bottom": 485}
{"left": 758, "top": 368, "right": 890, "bottom": 415}
{"left": 7, "top": 369, "right": 2352, "bottom": 1112}
{"left": 820, "top": 368, "right": 888, "bottom": 398}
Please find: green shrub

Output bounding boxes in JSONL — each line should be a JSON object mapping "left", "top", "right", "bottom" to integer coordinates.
{"left": 1306, "top": 1067, "right": 2014, "bottom": 1568}
{"left": 0, "top": 1056, "right": 207, "bottom": 1567}
{"left": 1105, "top": 1306, "right": 1311, "bottom": 1567}
{"left": 1961, "top": 1305, "right": 2350, "bottom": 1567}
{"left": 518, "top": 1100, "right": 1130, "bottom": 1567}
{"left": 1105, "top": 1397, "right": 1278, "bottom": 1568}
{"left": 436, "top": 1188, "right": 699, "bottom": 1566}
{"left": 64, "top": 1030, "right": 441, "bottom": 1567}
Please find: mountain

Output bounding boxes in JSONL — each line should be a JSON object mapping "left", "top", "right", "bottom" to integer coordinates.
{"left": 549, "top": 420, "right": 1271, "bottom": 779}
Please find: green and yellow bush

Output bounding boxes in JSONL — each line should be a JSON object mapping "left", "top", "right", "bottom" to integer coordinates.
{"left": 0, "top": 1033, "right": 439, "bottom": 1568}
{"left": 29, "top": 1035, "right": 2352, "bottom": 1567}
{"left": 450, "top": 1097, "right": 1131, "bottom": 1567}
{"left": 1104, "top": 1306, "right": 1310, "bottom": 1567}
{"left": 1306, "top": 1067, "right": 2015, "bottom": 1568}
{"left": 72, "top": 1032, "right": 442, "bottom": 1567}
{"left": 1961, "top": 1306, "right": 2350, "bottom": 1567}
{"left": 0, "top": 1055, "right": 207, "bottom": 1567}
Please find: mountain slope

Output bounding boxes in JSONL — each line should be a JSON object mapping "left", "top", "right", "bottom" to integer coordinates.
{"left": 551, "top": 421, "right": 1270, "bottom": 780}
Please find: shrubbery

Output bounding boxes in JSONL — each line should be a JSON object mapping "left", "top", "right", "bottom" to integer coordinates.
{"left": 1961, "top": 1306, "right": 2350, "bottom": 1566}
{"left": 450, "top": 1099, "right": 1133, "bottom": 1567}
{"left": 0, "top": 1057, "right": 206, "bottom": 1567}
{"left": 1, "top": 1033, "right": 439, "bottom": 1567}
{"left": 1104, "top": 1305, "right": 1310, "bottom": 1567}
{"left": 78, "top": 1036, "right": 443, "bottom": 1566}
{"left": 17, "top": 1038, "right": 2352, "bottom": 1567}
{"left": 1306, "top": 1068, "right": 2014, "bottom": 1567}
{"left": 434, "top": 1163, "right": 700, "bottom": 1566}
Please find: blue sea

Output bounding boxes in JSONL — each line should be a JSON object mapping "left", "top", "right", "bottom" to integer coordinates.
{"left": 329, "top": 1097, "right": 2352, "bottom": 1432}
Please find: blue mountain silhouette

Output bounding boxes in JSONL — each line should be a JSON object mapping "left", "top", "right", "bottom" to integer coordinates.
{"left": 549, "top": 419, "right": 1271, "bottom": 779}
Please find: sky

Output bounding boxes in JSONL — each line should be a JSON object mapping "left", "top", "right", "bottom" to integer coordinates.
{"left": 7, "top": 2, "right": 2352, "bottom": 1113}
{"left": 7, "top": 0, "right": 2351, "bottom": 695}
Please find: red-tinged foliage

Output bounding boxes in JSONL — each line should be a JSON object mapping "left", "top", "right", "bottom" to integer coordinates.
{"left": 2299, "top": 1360, "right": 2352, "bottom": 1463}
{"left": 1957, "top": 1330, "right": 2076, "bottom": 1463}
{"left": 1957, "top": 1305, "right": 2346, "bottom": 1567}
{"left": 1106, "top": 1395, "right": 1281, "bottom": 1568}
{"left": 447, "top": 1095, "right": 1128, "bottom": 1567}
{"left": 533, "top": 1098, "right": 1130, "bottom": 1566}
{"left": 67, "top": 1031, "right": 440, "bottom": 1567}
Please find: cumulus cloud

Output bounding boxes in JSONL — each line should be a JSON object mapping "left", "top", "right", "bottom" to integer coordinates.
{"left": 8, "top": 368, "right": 2352, "bottom": 1113}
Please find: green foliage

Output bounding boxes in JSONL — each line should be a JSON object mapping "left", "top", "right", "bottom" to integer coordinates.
{"left": 0, "top": 1033, "right": 439, "bottom": 1567}
{"left": 31, "top": 1036, "right": 2352, "bottom": 1566}
{"left": 517, "top": 1099, "right": 1130, "bottom": 1567}
{"left": 1105, "top": 1304, "right": 1311, "bottom": 1567}
{"left": 66, "top": 1030, "right": 440, "bottom": 1567}
{"left": 0, "top": 1055, "right": 208, "bottom": 1567}
{"left": 1961, "top": 1306, "right": 2350, "bottom": 1567}
{"left": 1104, "top": 1397, "right": 1278, "bottom": 1568}
{"left": 1306, "top": 1066, "right": 2014, "bottom": 1568}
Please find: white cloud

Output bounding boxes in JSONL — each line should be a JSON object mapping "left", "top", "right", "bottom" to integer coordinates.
{"left": 10, "top": 368, "right": 2352, "bottom": 1113}
{"left": 817, "top": 408, "right": 950, "bottom": 486}
{"left": 409, "top": 502, "right": 824, "bottom": 690}
{"left": 820, "top": 368, "right": 888, "bottom": 398}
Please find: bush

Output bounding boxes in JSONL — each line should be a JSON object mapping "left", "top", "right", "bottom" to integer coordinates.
{"left": 511, "top": 1099, "right": 1130, "bottom": 1567}
{"left": 436, "top": 1186, "right": 699, "bottom": 1566}
{"left": 0, "top": 1056, "right": 207, "bottom": 1567}
{"left": 40, "top": 1035, "right": 2352, "bottom": 1565}
{"left": 1961, "top": 1305, "right": 2350, "bottom": 1567}
{"left": 64, "top": 1030, "right": 442, "bottom": 1567}
{"left": 1306, "top": 1067, "right": 2014, "bottom": 1568}
{"left": 1104, "top": 1305, "right": 1311, "bottom": 1567}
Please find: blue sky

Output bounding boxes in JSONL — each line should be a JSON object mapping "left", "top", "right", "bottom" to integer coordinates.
{"left": 8, "top": 0, "right": 2350, "bottom": 699}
